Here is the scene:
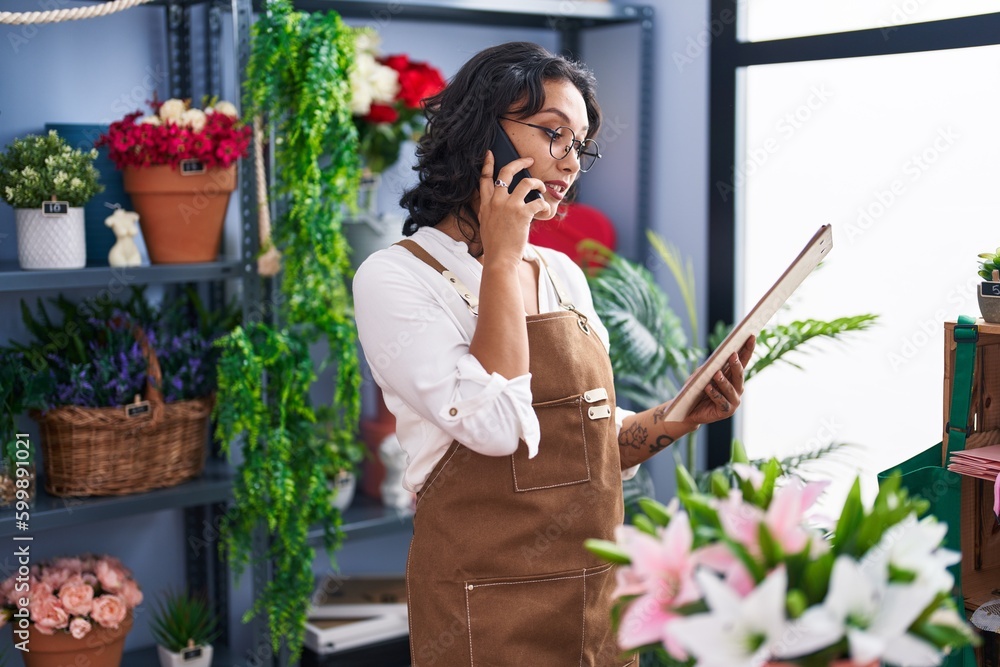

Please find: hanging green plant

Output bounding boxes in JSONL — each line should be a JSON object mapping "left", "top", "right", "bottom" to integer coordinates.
{"left": 213, "top": 0, "right": 362, "bottom": 659}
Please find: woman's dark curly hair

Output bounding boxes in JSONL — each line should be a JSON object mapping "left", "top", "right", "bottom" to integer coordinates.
{"left": 400, "top": 41, "right": 602, "bottom": 241}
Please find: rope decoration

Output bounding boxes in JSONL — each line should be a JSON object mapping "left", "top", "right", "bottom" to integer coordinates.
{"left": 254, "top": 117, "right": 282, "bottom": 277}
{"left": 0, "top": 0, "right": 155, "bottom": 24}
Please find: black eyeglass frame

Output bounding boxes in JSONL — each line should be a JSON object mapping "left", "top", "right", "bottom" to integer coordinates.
{"left": 498, "top": 117, "right": 602, "bottom": 173}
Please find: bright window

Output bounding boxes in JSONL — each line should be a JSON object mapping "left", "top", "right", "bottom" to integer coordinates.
{"left": 739, "top": 0, "right": 1000, "bottom": 42}
{"left": 738, "top": 45, "right": 1000, "bottom": 507}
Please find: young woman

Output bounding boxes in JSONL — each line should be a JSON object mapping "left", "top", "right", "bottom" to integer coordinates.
{"left": 354, "top": 41, "right": 754, "bottom": 667}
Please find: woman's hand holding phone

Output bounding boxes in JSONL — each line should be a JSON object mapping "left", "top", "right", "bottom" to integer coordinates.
{"left": 478, "top": 149, "right": 548, "bottom": 267}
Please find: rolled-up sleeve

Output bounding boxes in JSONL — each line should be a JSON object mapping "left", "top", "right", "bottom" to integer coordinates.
{"left": 354, "top": 254, "right": 540, "bottom": 458}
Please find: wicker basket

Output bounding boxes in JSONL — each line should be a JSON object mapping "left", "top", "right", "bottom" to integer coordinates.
{"left": 32, "top": 328, "right": 214, "bottom": 497}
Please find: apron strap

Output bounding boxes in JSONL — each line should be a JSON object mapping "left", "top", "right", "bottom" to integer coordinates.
{"left": 395, "top": 239, "right": 479, "bottom": 316}
{"left": 531, "top": 246, "right": 591, "bottom": 334}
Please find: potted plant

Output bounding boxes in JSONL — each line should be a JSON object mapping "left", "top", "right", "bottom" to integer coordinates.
{"left": 0, "top": 554, "right": 143, "bottom": 667}
{"left": 587, "top": 442, "right": 979, "bottom": 667}
{"left": 96, "top": 98, "right": 251, "bottom": 264}
{"left": 316, "top": 405, "right": 368, "bottom": 511}
{"left": 212, "top": 2, "right": 363, "bottom": 659}
{"left": 977, "top": 248, "right": 1000, "bottom": 323}
{"left": 3, "top": 288, "right": 237, "bottom": 497}
{"left": 150, "top": 590, "right": 220, "bottom": 667}
{"left": 0, "top": 130, "right": 102, "bottom": 270}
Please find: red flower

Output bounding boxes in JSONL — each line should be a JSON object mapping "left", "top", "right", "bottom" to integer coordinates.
{"left": 396, "top": 61, "right": 446, "bottom": 109}
{"left": 381, "top": 54, "right": 410, "bottom": 73}
{"left": 364, "top": 104, "right": 399, "bottom": 124}
{"left": 96, "top": 100, "right": 251, "bottom": 171}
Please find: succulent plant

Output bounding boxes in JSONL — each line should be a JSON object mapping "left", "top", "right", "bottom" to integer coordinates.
{"left": 150, "top": 590, "right": 220, "bottom": 654}
{"left": 978, "top": 248, "right": 1000, "bottom": 281}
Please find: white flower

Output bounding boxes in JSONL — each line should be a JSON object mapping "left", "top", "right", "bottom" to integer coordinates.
{"left": 666, "top": 567, "right": 791, "bottom": 667}
{"left": 137, "top": 115, "right": 161, "bottom": 126}
{"left": 53, "top": 171, "right": 68, "bottom": 186}
{"left": 783, "top": 556, "right": 941, "bottom": 667}
{"left": 180, "top": 108, "right": 207, "bottom": 132}
{"left": 350, "top": 52, "right": 399, "bottom": 116}
{"left": 354, "top": 30, "right": 380, "bottom": 55}
{"left": 69, "top": 177, "right": 82, "bottom": 189}
{"left": 212, "top": 101, "right": 239, "bottom": 118}
{"left": 864, "top": 514, "right": 959, "bottom": 593}
{"left": 158, "top": 98, "right": 186, "bottom": 124}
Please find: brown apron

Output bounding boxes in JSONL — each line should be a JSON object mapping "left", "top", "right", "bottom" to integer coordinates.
{"left": 396, "top": 240, "right": 632, "bottom": 667}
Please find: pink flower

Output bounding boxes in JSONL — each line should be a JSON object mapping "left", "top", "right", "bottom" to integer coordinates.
{"left": 765, "top": 478, "right": 829, "bottom": 556}
{"left": 614, "top": 513, "right": 700, "bottom": 659}
{"left": 695, "top": 543, "right": 757, "bottom": 597}
{"left": 58, "top": 577, "right": 94, "bottom": 616}
{"left": 51, "top": 557, "right": 84, "bottom": 574}
{"left": 69, "top": 617, "right": 92, "bottom": 639}
{"left": 91, "top": 594, "right": 127, "bottom": 629}
{"left": 119, "top": 580, "right": 143, "bottom": 608}
{"left": 26, "top": 581, "right": 53, "bottom": 606}
{"left": 716, "top": 490, "right": 765, "bottom": 556}
{"left": 41, "top": 567, "right": 74, "bottom": 592}
{"left": 31, "top": 596, "right": 69, "bottom": 634}
{"left": 95, "top": 560, "right": 127, "bottom": 593}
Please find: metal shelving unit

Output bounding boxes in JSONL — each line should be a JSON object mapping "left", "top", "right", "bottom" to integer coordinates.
{"left": 8, "top": 2, "right": 652, "bottom": 664}
{"left": 0, "top": 260, "right": 243, "bottom": 293}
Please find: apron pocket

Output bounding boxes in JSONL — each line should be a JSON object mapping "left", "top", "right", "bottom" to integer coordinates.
{"left": 465, "top": 567, "right": 587, "bottom": 666}
{"left": 513, "top": 394, "right": 592, "bottom": 492}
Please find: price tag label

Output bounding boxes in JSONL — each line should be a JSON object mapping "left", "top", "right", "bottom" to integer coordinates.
{"left": 124, "top": 400, "right": 151, "bottom": 418}
{"left": 981, "top": 282, "right": 1000, "bottom": 297}
{"left": 42, "top": 201, "right": 69, "bottom": 216}
{"left": 180, "top": 159, "right": 206, "bottom": 175}
{"left": 182, "top": 647, "right": 203, "bottom": 661}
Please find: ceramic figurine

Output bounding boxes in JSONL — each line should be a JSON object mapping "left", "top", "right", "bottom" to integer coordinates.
{"left": 379, "top": 433, "right": 415, "bottom": 512}
{"left": 106, "top": 208, "right": 142, "bottom": 267}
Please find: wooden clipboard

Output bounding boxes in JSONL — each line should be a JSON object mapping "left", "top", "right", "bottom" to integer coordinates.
{"left": 658, "top": 224, "right": 833, "bottom": 423}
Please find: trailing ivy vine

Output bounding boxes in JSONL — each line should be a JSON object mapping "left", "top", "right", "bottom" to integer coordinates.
{"left": 213, "top": 0, "right": 361, "bottom": 659}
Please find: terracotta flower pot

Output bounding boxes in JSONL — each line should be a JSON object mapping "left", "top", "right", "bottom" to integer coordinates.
{"left": 123, "top": 164, "right": 236, "bottom": 264}
{"left": 21, "top": 610, "right": 133, "bottom": 667}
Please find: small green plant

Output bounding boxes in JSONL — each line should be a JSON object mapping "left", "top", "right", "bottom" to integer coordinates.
{"left": 978, "top": 247, "right": 1000, "bottom": 281}
{"left": 0, "top": 130, "right": 102, "bottom": 208}
{"left": 150, "top": 590, "right": 220, "bottom": 653}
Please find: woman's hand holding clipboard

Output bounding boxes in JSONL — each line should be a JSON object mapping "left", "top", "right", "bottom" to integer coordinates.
{"left": 659, "top": 225, "right": 833, "bottom": 425}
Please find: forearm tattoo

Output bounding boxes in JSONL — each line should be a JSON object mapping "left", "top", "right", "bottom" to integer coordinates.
{"left": 620, "top": 422, "right": 648, "bottom": 450}
{"left": 652, "top": 404, "right": 668, "bottom": 423}
{"left": 651, "top": 434, "right": 675, "bottom": 454}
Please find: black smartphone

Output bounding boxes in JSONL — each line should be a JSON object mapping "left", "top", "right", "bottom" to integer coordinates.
{"left": 491, "top": 122, "right": 543, "bottom": 203}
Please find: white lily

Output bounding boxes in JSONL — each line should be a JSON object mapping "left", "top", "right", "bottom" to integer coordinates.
{"left": 864, "top": 514, "right": 959, "bottom": 593}
{"left": 781, "top": 556, "right": 942, "bottom": 667}
{"left": 666, "top": 567, "right": 790, "bottom": 667}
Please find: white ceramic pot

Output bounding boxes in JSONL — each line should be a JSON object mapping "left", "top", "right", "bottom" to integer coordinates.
{"left": 330, "top": 470, "right": 357, "bottom": 511}
{"left": 15, "top": 207, "right": 86, "bottom": 269}
{"left": 156, "top": 643, "right": 213, "bottom": 667}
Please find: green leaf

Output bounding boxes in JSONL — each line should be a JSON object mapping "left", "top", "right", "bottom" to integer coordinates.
{"left": 637, "top": 497, "right": 672, "bottom": 527}
{"left": 730, "top": 439, "right": 749, "bottom": 464}
{"left": 676, "top": 464, "right": 698, "bottom": 496}
{"left": 832, "top": 478, "right": 864, "bottom": 554}
{"left": 632, "top": 513, "right": 658, "bottom": 536}
{"left": 584, "top": 539, "right": 632, "bottom": 564}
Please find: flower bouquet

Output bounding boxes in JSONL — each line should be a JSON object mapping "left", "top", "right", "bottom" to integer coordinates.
{"left": 96, "top": 99, "right": 251, "bottom": 263}
{"left": 350, "top": 31, "right": 446, "bottom": 177}
{"left": 0, "top": 555, "right": 142, "bottom": 667}
{"left": 2, "top": 288, "right": 239, "bottom": 497}
{"left": 587, "top": 443, "right": 979, "bottom": 667}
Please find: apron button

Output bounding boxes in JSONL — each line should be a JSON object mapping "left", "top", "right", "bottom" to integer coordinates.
{"left": 449, "top": 407, "right": 458, "bottom": 417}
{"left": 466, "top": 584, "right": 474, "bottom": 591}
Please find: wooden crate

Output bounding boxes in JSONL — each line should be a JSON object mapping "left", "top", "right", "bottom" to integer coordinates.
{"left": 943, "top": 320, "right": 1000, "bottom": 616}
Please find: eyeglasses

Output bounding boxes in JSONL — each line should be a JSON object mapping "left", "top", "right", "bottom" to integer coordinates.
{"left": 499, "top": 117, "right": 602, "bottom": 173}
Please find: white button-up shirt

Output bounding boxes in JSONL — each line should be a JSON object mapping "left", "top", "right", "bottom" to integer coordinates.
{"left": 354, "top": 226, "right": 637, "bottom": 493}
